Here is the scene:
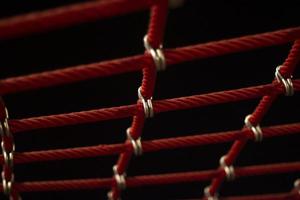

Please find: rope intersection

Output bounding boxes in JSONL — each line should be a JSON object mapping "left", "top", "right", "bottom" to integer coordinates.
{"left": 0, "top": 0, "right": 300, "bottom": 199}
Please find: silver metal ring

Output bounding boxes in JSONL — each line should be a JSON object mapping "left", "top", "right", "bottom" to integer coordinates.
{"left": 204, "top": 186, "right": 219, "bottom": 200}
{"left": 113, "top": 165, "right": 126, "bottom": 190}
{"left": 138, "top": 87, "right": 154, "bottom": 118}
{"left": 107, "top": 191, "right": 121, "bottom": 200}
{"left": 2, "top": 149, "right": 14, "bottom": 168}
{"left": 126, "top": 128, "right": 143, "bottom": 156}
{"left": 1, "top": 171, "right": 14, "bottom": 195}
{"left": 0, "top": 113, "right": 10, "bottom": 138}
{"left": 275, "top": 65, "right": 294, "bottom": 96}
{"left": 107, "top": 191, "right": 113, "bottom": 200}
{"left": 294, "top": 179, "right": 300, "bottom": 194}
{"left": 244, "top": 115, "right": 263, "bottom": 142}
{"left": 10, "top": 195, "right": 22, "bottom": 200}
{"left": 219, "top": 155, "right": 235, "bottom": 181}
{"left": 143, "top": 35, "right": 166, "bottom": 71}
{"left": 0, "top": 101, "right": 17, "bottom": 199}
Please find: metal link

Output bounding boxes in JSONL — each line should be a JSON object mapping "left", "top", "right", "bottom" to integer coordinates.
{"left": 219, "top": 155, "right": 235, "bottom": 181}
{"left": 204, "top": 186, "right": 219, "bottom": 200}
{"left": 1, "top": 147, "right": 14, "bottom": 168}
{"left": 107, "top": 191, "right": 121, "bottom": 200}
{"left": 294, "top": 179, "right": 300, "bottom": 195}
{"left": 107, "top": 191, "right": 113, "bottom": 200}
{"left": 143, "top": 35, "right": 166, "bottom": 71}
{"left": 275, "top": 65, "right": 294, "bottom": 96}
{"left": 138, "top": 87, "right": 154, "bottom": 118}
{"left": 244, "top": 114, "right": 263, "bottom": 142}
{"left": 0, "top": 99, "right": 19, "bottom": 199}
{"left": 1, "top": 172, "right": 14, "bottom": 195}
{"left": 113, "top": 165, "right": 126, "bottom": 190}
{"left": 126, "top": 128, "right": 143, "bottom": 156}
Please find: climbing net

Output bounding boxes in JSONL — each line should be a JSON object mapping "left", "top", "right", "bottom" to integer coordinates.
{"left": 0, "top": 0, "right": 300, "bottom": 199}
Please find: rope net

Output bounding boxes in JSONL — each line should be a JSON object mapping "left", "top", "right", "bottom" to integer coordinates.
{"left": 0, "top": 0, "right": 299, "bottom": 199}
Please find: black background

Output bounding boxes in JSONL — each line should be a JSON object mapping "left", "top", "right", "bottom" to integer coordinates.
{"left": 0, "top": 0, "right": 299, "bottom": 199}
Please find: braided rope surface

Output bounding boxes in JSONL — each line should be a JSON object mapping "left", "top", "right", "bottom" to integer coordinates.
{"left": 0, "top": 0, "right": 300, "bottom": 199}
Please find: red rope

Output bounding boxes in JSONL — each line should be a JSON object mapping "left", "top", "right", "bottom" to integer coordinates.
{"left": 0, "top": 27, "right": 300, "bottom": 95}
{"left": 0, "top": 0, "right": 299, "bottom": 199}
{"left": 109, "top": 1, "right": 169, "bottom": 199}
{"left": 0, "top": 162, "right": 298, "bottom": 192}
{"left": 206, "top": 40, "right": 300, "bottom": 198}
{"left": 7, "top": 80, "right": 300, "bottom": 133}
{"left": 1, "top": 122, "right": 299, "bottom": 165}
{"left": 0, "top": 0, "right": 156, "bottom": 40}
{"left": 221, "top": 192, "right": 300, "bottom": 200}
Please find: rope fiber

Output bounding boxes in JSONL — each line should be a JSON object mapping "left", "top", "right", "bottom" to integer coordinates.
{"left": 0, "top": 0, "right": 300, "bottom": 200}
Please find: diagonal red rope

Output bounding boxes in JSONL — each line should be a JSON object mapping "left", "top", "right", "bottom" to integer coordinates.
{"left": 0, "top": 27, "right": 300, "bottom": 95}
{"left": 205, "top": 40, "right": 300, "bottom": 198}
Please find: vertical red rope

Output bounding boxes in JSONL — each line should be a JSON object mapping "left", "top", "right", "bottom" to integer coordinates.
{"left": 206, "top": 40, "right": 300, "bottom": 198}
{"left": 146, "top": 0, "right": 168, "bottom": 49}
{"left": 109, "top": 1, "right": 168, "bottom": 199}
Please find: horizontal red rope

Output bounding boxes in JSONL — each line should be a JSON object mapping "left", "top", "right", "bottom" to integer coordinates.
{"left": 0, "top": 0, "right": 154, "bottom": 40}
{"left": 221, "top": 192, "right": 299, "bottom": 200}
{"left": 8, "top": 80, "right": 300, "bottom": 133}
{"left": 1, "top": 27, "right": 300, "bottom": 95}
{"left": 1, "top": 122, "right": 299, "bottom": 165}
{"left": 0, "top": 162, "right": 299, "bottom": 192}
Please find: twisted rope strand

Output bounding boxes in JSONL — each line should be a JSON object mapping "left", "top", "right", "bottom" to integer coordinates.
{"left": 0, "top": 122, "right": 299, "bottom": 165}
{"left": 206, "top": 40, "right": 300, "bottom": 197}
{"left": 8, "top": 80, "right": 300, "bottom": 133}
{"left": 0, "top": 162, "right": 299, "bottom": 192}
{"left": 1, "top": 27, "right": 300, "bottom": 95}
{"left": 109, "top": 1, "right": 168, "bottom": 199}
{"left": 0, "top": 0, "right": 155, "bottom": 40}
{"left": 221, "top": 193, "right": 297, "bottom": 200}
{"left": 0, "top": 1, "right": 299, "bottom": 199}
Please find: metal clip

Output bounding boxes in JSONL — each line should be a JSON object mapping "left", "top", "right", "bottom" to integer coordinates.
{"left": 126, "top": 128, "right": 143, "bottom": 156}
{"left": 219, "top": 155, "right": 235, "bottom": 181}
{"left": 275, "top": 65, "right": 294, "bottom": 96}
{"left": 113, "top": 165, "right": 126, "bottom": 190}
{"left": 143, "top": 35, "right": 166, "bottom": 71}
{"left": 244, "top": 115, "right": 263, "bottom": 142}
{"left": 138, "top": 87, "right": 154, "bottom": 118}
{"left": 204, "top": 186, "right": 219, "bottom": 200}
